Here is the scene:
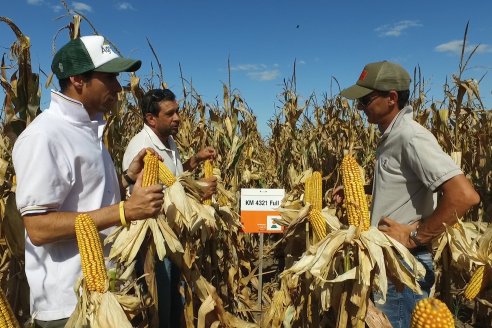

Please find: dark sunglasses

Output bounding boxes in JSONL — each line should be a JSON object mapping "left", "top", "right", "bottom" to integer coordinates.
{"left": 357, "top": 91, "right": 390, "bottom": 108}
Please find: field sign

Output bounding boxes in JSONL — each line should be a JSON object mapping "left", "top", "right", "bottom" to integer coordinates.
{"left": 240, "top": 188, "right": 285, "bottom": 233}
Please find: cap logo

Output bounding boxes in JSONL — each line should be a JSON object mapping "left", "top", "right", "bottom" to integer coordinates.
{"left": 58, "top": 63, "right": 64, "bottom": 72}
{"left": 359, "top": 70, "right": 368, "bottom": 81}
{"left": 101, "top": 44, "right": 113, "bottom": 55}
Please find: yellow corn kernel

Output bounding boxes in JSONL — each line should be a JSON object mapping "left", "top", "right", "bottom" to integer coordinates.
{"left": 0, "top": 288, "right": 20, "bottom": 328}
{"left": 410, "top": 298, "right": 454, "bottom": 328}
{"left": 158, "top": 161, "right": 177, "bottom": 187}
{"left": 203, "top": 160, "right": 213, "bottom": 205}
{"left": 75, "top": 213, "right": 108, "bottom": 293}
{"left": 464, "top": 265, "right": 486, "bottom": 300}
{"left": 143, "top": 150, "right": 159, "bottom": 187}
{"left": 204, "top": 160, "right": 213, "bottom": 178}
{"left": 304, "top": 176, "right": 312, "bottom": 206}
{"left": 218, "top": 194, "right": 228, "bottom": 206}
{"left": 310, "top": 171, "right": 322, "bottom": 211}
{"left": 341, "top": 155, "right": 370, "bottom": 231}
{"left": 308, "top": 208, "right": 327, "bottom": 240}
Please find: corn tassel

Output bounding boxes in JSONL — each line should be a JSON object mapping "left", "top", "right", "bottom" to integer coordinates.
{"left": 464, "top": 265, "right": 486, "bottom": 300}
{"left": 203, "top": 160, "right": 213, "bottom": 205}
{"left": 410, "top": 297, "right": 454, "bottom": 328}
{"left": 341, "top": 155, "right": 370, "bottom": 231}
{"left": 143, "top": 150, "right": 159, "bottom": 187}
{"left": 158, "top": 161, "right": 177, "bottom": 187}
{"left": 0, "top": 288, "right": 20, "bottom": 328}
{"left": 75, "top": 213, "right": 108, "bottom": 293}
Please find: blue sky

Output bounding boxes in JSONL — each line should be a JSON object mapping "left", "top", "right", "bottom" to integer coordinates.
{"left": 2, "top": 0, "right": 492, "bottom": 137}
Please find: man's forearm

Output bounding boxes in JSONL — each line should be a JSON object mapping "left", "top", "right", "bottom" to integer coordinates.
{"left": 183, "top": 154, "right": 198, "bottom": 172}
{"left": 24, "top": 204, "right": 122, "bottom": 246}
{"left": 416, "top": 175, "right": 480, "bottom": 244}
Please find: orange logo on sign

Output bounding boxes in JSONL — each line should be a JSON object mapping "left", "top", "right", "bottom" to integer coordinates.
{"left": 241, "top": 210, "right": 283, "bottom": 233}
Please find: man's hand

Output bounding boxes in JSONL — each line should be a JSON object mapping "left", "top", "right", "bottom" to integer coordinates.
{"left": 195, "top": 146, "right": 217, "bottom": 163}
{"left": 126, "top": 148, "right": 163, "bottom": 183}
{"left": 199, "top": 176, "right": 217, "bottom": 201}
{"left": 331, "top": 185, "right": 344, "bottom": 205}
{"left": 184, "top": 146, "right": 217, "bottom": 172}
{"left": 124, "top": 171, "right": 164, "bottom": 221}
{"left": 378, "top": 217, "right": 420, "bottom": 249}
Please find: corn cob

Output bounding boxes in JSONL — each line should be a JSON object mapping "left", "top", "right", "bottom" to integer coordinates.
{"left": 306, "top": 171, "right": 326, "bottom": 239}
{"left": 310, "top": 171, "right": 322, "bottom": 211}
{"left": 75, "top": 213, "right": 108, "bottom": 293}
{"left": 308, "top": 209, "right": 327, "bottom": 240}
{"left": 218, "top": 195, "right": 228, "bottom": 206}
{"left": 158, "top": 161, "right": 177, "bottom": 187}
{"left": 304, "top": 175, "right": 312, "bottom": 206}
{"left": 410, "top": 298, "right": 454, "bottom": 328}
{"left": 203, "top": 160, "right": 213, "bottom": 205}
{"left": 0, "top": 288, "right": 20, "bottom": 328}
{"left": 464, "top": 265, "right": 486, "bottom": 300}
{"left": 341, "top": 155, "right": 370, "bottom": 231}
{"left": 143, "top": 150, "right": 159, "bottom": 187}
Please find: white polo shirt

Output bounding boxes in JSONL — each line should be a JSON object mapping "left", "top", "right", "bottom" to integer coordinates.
{"left": 122, "top": 124, "right": 183, "bottom": 175}
{"left": 12, "top": 90, "right": 119, "bottom": 321}
{"left": 370, "top": 106, "right": 462, "bottom": 226}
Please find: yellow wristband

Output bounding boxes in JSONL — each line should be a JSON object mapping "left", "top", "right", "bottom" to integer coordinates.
{"left": 119, "top": 201, "right": 129, "bottom": 227}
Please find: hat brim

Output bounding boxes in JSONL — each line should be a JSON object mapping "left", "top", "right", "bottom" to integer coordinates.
{"left": 340, "top": 84, "right": 373, "bottom": 99}
{"left": 94, "top": 57, "right": 142, "bottom": 73}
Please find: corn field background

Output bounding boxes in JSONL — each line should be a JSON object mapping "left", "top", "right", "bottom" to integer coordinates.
{"left": 0, "top": 10, "right": 491, "bottom": 328}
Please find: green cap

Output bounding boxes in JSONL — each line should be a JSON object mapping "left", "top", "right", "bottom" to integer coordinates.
{"left": 340, "top": 61, "right": 411, "bottom": 99}
{"left": 51, "top": 35, "right": 141, "bottom": 79}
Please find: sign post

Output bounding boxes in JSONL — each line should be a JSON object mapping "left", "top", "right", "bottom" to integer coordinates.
{"left": 240, "top": 188, "right": 285, "bottom": 312}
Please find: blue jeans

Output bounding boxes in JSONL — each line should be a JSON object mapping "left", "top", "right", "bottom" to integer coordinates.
{"left": 374, "top": 250, "right": 435, "bottom": 328}
{"left": 156, "top": 258, "right": 184, "bottom": 328}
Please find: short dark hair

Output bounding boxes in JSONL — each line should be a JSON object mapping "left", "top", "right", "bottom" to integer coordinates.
{"left": 141, "top": 89, "right": 176, "bottom": 118}
{"left": 58, "top": 71, "right": 93, "bottom": 92}
{"left": 397, "top": 90, "right": 410, "bottom": 109}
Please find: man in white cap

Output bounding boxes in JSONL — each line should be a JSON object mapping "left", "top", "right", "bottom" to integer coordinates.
{"left": 338, "top": 60, "right": 480, "bottom": 327}
{"left": 13, "top": 35, "right": 164, "bottom": 328}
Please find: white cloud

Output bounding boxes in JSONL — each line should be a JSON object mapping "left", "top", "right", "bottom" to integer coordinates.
{"left": 298, "top": 60, "right": 306, "bottom": 65}
{"left": 375, "top": 20, "right": 422, "bottom": 37}
{"left": 247, "top": 70, "right": 280, "bottom": 81}
{"left": 117, "top": 2, "right": 135, "bottom": 10}
{"left": 28, "top": 0, "right": 63, "bottom": 13}
{"left": 51, "top": 4, "right": 62, "bottom": 12}
{"left": 230, "top": 63, "right": 279, "bottom": 81}
{"left": 231, "top": 64, "right": 267, "bottom": 71}
{"left": 72, "top": 2, "right": 92, "bottom": 12}
{"left": 435, "top": 40, "right": 492, "bottom": 55}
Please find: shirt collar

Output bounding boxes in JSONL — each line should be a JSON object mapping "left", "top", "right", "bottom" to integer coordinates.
{"left": 50, "top": 90, "right": 106, "bottom": 137}
{"left": 380, "top": 105, "right": 413, "bottom": 141}
{"left": 143, "top": 124, "right": 174, "bottom": 151}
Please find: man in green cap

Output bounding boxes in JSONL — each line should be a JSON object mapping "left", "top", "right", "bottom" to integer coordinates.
{"left": 13, "top": 35, "right": 164, "bottom": 327}
{"left": 338, "top": 60, "right": 480, "bottom": 327}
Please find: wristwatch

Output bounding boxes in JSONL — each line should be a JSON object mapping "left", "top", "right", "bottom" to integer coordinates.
{"left": 122, "top": 170, "right": 136, "bottom": 185}
{"left": 409, "top": 230, "right": 423, "bottom": 246}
